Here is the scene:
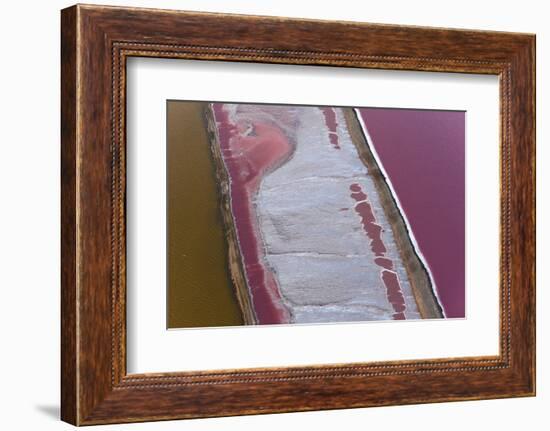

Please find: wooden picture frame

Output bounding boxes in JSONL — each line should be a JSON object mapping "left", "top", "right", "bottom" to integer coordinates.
{"left": 61, "top": 4, "right": 536, "bottom": 425}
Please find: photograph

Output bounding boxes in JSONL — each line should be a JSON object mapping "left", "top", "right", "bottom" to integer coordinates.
{"left": 0, "top": 0, "right": 543, "bottom": 428}
{"left": 46, "top": 1, "right": 538, "bottom": 426}
{"left": 167, "top": 101, "right": 465, "bottom": 328}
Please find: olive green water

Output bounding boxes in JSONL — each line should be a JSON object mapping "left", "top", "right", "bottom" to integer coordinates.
{"left": 167, "top": 101, "right": 244, "bottom": 328}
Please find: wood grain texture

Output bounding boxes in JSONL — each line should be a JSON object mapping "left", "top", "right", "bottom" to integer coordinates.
{"left": 60, "top": 4, "right": 536, "bottom": 425}
{"left": 60, "top": 5, "right": 78, "bottom": 425}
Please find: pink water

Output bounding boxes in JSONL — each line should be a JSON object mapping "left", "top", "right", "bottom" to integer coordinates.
{"left": 359, "top": 108, "right": 465, "bottom": 318}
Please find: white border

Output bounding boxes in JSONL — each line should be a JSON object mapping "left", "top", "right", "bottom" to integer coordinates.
{"left": 126, "top": 58, "right": 500, "bottom": 373}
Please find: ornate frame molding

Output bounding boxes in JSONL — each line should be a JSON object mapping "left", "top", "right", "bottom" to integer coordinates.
{"left": 61, "top": 5, "right": 535, "bottom": 425}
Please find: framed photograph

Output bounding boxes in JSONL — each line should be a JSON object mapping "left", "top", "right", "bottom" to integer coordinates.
{"left": 61, "top": 4, "right": 535, "bottom": 425}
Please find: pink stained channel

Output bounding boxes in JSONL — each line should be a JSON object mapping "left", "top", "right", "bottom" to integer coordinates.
{"left": 358, "top": 108, "right": 465, "bottom": 318}
{"left": 350, "top": 183, "right": 407, "bottom": 320}
{"left": 349, "top": 183, "right": 386, "bottom": 256}
{"left": 321, "top": 107, "right": 341, "bottom": 149}
{"left": 212, "top": 104, "right": 292, "bottom": 324}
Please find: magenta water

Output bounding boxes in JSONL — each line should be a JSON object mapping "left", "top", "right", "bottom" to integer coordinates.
{"left": 358, "top": 108, "right": 466, "bottom": 318}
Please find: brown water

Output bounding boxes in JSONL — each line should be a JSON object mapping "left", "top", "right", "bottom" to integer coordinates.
{"left": 167, "top": 101, "right": 243, "bottom": 328}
